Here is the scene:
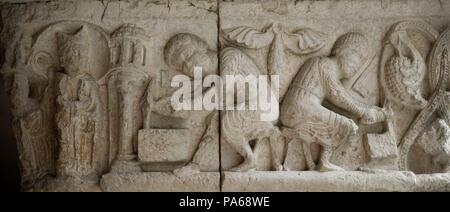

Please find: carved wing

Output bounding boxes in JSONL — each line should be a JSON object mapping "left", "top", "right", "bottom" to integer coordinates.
{"left": 222, "top": 26, "right": 274, "bottom": 49}
{"left": 284, "top": 28, "right": 327, "bottom": 55}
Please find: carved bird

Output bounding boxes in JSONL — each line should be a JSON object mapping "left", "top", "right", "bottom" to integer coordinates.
{"left": 384, "top": 31, "right": 427, "bottom": 109}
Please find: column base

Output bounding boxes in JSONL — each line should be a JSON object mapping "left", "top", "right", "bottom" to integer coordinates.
{"left": 110, "top": 159, "right": 142, "bottom": 173}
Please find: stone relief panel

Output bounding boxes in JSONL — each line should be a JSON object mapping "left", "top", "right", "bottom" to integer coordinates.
{"left": 1, "top": 0, "right": 219, "bottom": 192}
{"left": 1, "top": 20, "right": 112, "bottom": 191}
{"left": 219, "top": 0, "right": 450, "bottom": 191}
{"left": 1, "top": 0, "right": 450, "bottom": 192}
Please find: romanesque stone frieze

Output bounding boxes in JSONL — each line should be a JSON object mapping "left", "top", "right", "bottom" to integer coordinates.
{"left": 1, "top": 0, "right": 450, "bottom": 192}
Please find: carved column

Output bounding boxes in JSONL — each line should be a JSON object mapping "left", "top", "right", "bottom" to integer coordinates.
{"left": 107, "top": 24, "right": 151, "bottom": 163}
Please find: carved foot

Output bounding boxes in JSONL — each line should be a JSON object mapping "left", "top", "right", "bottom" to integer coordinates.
{"left": 317, "top": 162, "right": 345, "bottom": 172}
{"left": 273, "top": 164, "right": 284, "bottom": 171}
{"left": 110, "top": 160, "right": 142, "bottom": 173}
{"left": 230, "top": 160, "right": 256, "bottom": 172}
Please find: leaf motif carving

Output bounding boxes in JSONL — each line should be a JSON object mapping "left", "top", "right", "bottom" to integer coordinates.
{"left": 284, "top": 28, "right": 327, "bottom": 55}
{"left": 222, "top": 26, "right": 274, "bottom": 49}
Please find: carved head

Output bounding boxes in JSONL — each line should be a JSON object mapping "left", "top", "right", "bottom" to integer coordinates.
{"left": 332, "top": 32, "right": 369, "bottom": 78}
{"left": 57, "top": 26, "right": 91, "bottom": 77}
{"left": 164, "top": 33, "right": 217, "bottom": 77}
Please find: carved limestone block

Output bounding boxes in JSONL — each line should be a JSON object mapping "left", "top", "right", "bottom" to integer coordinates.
{"left": 1, "top": 0, "right": 219, "bottom": 192}
{"left": 219, "top": 0, "right": 450, "bottom": 191}
{"left": 138, "top": 129, "right": 192, "bottom": 163}
{"left": 365, "top": 132, "right": 398, "bottom": 161}
{"left": 2, "top": 0, "right": 450, "bottom": 192}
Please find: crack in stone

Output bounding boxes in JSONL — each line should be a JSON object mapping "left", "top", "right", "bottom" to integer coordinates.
{"left": 0, "top": 0, "right": 52, "bottom": 6}
{"left": 100, "top": 0, "right": 110, "bottom": 22}
{"left": 187, "top": 0, "right": 216, "bottom": 14}
{"left": 217, "top": 0, "right": 222, "bottom": 192}
{"left": 167, "top": 0, "right": 171, "bottom": 13}
{"left": 380, "top": 0, "right": 392, "bottom": 10}
{"left": 439, "top": 0, "right": 444, "bottom": 10}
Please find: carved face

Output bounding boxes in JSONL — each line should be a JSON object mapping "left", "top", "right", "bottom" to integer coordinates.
{"left": 338, "top": 50, "right": 365, "bottom": 79}
{"left": 78, "top": 80, "right": 90, "bottom": 101}
{"left": 60, "top": 47, "right": 82, "bottom": 77}
{"left": 165, "top": 33, "right": 217, "bottom": 77}
{"left": 57, "top": 26, "right": 91, "bottom": 77}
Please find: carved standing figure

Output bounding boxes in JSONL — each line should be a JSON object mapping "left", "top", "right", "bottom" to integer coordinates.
{"left": 56, "top": 26, "right": 100, "bottom": 178}
{"left": 1, "top": 33, "right": 55, "bottom": 188}
{"left": 9, "top": 72, "right": 54, "bottom": 186}
{"left": 281, "top": 32, "right": 386, "bottom": 172}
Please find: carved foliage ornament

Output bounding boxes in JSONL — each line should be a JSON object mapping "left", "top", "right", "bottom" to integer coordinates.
{"left": 223, "top": 24, "right": 327, "bottom": 76}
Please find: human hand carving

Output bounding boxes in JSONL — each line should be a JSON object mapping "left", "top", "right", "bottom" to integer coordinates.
{"left": 361, "top": 106, "right": 386, "bottom": 124}
{"left": 342, "top": 117, "right": 359, "bottom": 136}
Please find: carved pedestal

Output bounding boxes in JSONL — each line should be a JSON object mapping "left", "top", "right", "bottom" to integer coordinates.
{"left": 111, "top": 71, "right": 148, "bottom": 161}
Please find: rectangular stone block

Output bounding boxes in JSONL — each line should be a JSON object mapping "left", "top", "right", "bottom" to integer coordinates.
{"left": 222, "top": 171, "right": 450, "bottom": 192}
{"left": 101, "top": 172, "right": 220, "bottom": 192}
{"left": 365, "top": 132, "right": 398, "bottom": 160}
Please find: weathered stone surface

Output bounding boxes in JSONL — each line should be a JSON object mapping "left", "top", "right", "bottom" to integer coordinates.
{"left": 222, "top": 171, "right": 450, "bottom": 192}
{"left": 2, "top": 0, "right": 450, "bottom": 192}
{"left": 101, "top": 172, "right": 220, "bottom": 192}
{"left": 365, "top": 132, "right": 398, "bottom": 160}
{"left": 138, "top": 129, "right": 192, "bottom": 163}
{"left": 0, "top": 0, "right": 219, "bottom": 191}
{"left": 219, "top": 0, "right": 450, "bottom": 173}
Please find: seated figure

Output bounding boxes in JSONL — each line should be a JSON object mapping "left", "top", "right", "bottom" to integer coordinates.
{"left": 280, "top": 32, "right": 386, "bottom": 172}
{"left": 164, "top": 33, "right": 283, "bottom": 172}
